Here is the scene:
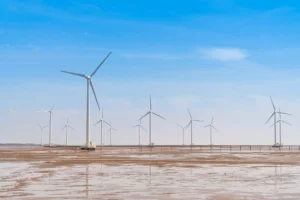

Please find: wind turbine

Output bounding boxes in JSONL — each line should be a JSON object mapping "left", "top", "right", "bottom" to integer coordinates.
{"left": 38, "top": 124, "right": 48, "bottom": 146}
{"left": 185, "top": 109, "right": 203, "bottom": 146}
{"left": 133, "top": 118, "right": 147, "bottom": 145}
{"left": 61, "top": 52, "right": 111, "bottom": 149}
{"left": 176, "top": 124, "right": 185, "bottom": 145}
{"left": 265, "top": 96, "right": 278, "bottom": 145}
{"left": 46, "top": 104, "right": 55, "bottom": 146}
{"left": 62, "top": 118, "right": 75, "bottom": 146}
{"left": 270, "top": 108, "right": 292, "bottom": 146}
{"left": 94, "top": 109, "right": 110, "bottom": 146}
{"left": 106, "top": 121, "right": 117, "bottom": 146}
{"left": 204, "top": 117, "right": 219, "bottom": 146}
{"left": 139, "top": 96, "right": 165, "bottom": 146}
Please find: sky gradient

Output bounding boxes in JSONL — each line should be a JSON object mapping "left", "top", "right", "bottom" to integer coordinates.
{"left": 1, "top": 0, "right": 300, "bottom": 145}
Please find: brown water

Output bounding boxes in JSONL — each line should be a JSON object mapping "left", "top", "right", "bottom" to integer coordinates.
{"left": 1, "top": 147, "right": 300, "bottom": 199}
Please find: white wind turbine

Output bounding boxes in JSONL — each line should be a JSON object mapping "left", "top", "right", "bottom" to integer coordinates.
{"left": 105, "top": 121, "right": 117, "bottom": 146}
{"left": 38, "top": 124, "right": 48, "bottom": 146}
{"left": 133, "top": 118, "right": 147, "bottom": 145}
{"left": 139, "top": 96, "right": 165, "bottom": 146}
{"left": 204, "top": 117, "right": 219, "bottom": 146}
{"left": 270, "top": 108, "right": 292, "bottom": 146}
{"left": 265, "top": 97, "right": 291, "bottom": 146}
{"left": 185, "top": 109, "right": 203, "bottom": 146}
{"left": 265, "top": 96, "right": 278, "bottom": 145}
{"left": 94, "top": 109, "right": 110, "bottom": 146}
{"left": 61, "top": 52, "right": 111, "bottom": 149}
{"left": 176, "top": 124, "right": 185, "bottom": 145}
{"left": 45, "top": 104, "right": 55, "bottom": 146}
{"left": 62, "top": 118, "right": 75, "bottom": 146}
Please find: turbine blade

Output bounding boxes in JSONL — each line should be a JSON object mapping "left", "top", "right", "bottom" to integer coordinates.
{"left": 281, "top": 120, "right": 292, "bottom": 126}
{"left": 132, "top": 125, "right": 139, "bottom": 128}
{"left": 94, "top": 119, "right": 101, "bottom": 126}
{"left": 176, "top": 124, "right": 184, "bottom": 129}
{"left": 193, "top": 120, "right": 204, "bottom": 122}
{"left": 103, "top": 120, "right": 110, "bottom": 126}
{"left": 187, "top": 108, "right": 192, "bottom": 119}
{"left": 185, "top": 121, "right": 191, "bottom": 129}
{"left": 90, "top": 80, "right": 100, "bottom": 110}
{"left": 61, "top": 70, "right": 86, "bottom": 78}
{"left": 265, "top": 112, "right": 275, "bottom": 124}
{"left": 152, "top": 112, "right": 165, "bottom": 120}
{"left": 51, "top": 104, "right": 55, "bottom": 111}
{"left": 212, "top": 125, "right": 219, "bottom": 132}
{"left": 43, "top": 125, "right": 48, "bottom": 129}
{"left": 278, "top": 112, "right": 292, "bottom": 116}
{"left": 211, "top": 117, "right": 214, "bottom": 125}
{"left": 140, "top": 125, "right": 147, "bottom": 132}
{"left": 270, "top": 123, "right": 275, "bottom": 128}
{"left": 204, "top": 125, "right": 210, "bottom": 128}
{"left": 105, "top": 129, "right": 110, "bottom": 136}
{"left": 270, "top": 96, "right": 276, "bottom": 110}
{"left": 90, "top": 52, "right": 112, "bottom": 77}
{"left": 62, "top": 125, "right": 67, "bottom": 130}
{"left": 69, "top": 125, "right": 75, "bottom": 130}
{"left": 139, "top": 111, "right": 150, "bottom": 121}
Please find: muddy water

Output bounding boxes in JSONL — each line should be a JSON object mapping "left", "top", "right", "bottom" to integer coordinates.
{"left": 1, "top": 147, "right": 300, "bottom": 199}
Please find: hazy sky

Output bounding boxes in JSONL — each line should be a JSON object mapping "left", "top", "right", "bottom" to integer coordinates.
{"left": 1, "top": 0, "right": 300, "bottom": 145}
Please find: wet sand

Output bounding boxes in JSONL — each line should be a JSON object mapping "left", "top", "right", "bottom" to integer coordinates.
{"left": 1, "top": 147, "right": 300, "bottom": 199}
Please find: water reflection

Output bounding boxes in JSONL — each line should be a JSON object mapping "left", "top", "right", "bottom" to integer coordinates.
{"left": 86, "top": 165, "right": 89, "bottom": 198}
{"left": 149, "top": 165, "right": 152, "bottom": 185}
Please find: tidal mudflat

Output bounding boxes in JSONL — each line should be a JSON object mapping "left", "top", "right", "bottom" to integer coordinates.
{"left": 1, "top": 147, "right": 300, "bottom": 199}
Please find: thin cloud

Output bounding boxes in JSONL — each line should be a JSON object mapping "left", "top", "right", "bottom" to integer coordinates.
{"left": 200, "top": 48, "right": 248, "bottom": 61}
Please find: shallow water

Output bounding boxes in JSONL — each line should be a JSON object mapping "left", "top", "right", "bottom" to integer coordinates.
{"left": 1, "top": 163, "right": 300, "bottom": 199}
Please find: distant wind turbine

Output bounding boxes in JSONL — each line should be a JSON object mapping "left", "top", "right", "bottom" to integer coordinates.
{"left": 46, "top": 104, "right": 55, "bottom": 146}
{"left": 94, "top": 109, "right": 110, "bottom": 146}
{"left": 266, "top": 97, "right": 291, "bottom": 146}
{"left": 61, "top": 52, "right": 111, "bottom": 149}
{"left": 185, "top": 109, "right": 203, "bottom": 145}
{"left": 265, "top": 97, "right": 278, "bottom": 145}
{"left": 139, "top": 96, "right": 165, "bottom": 146}
{"left": 106, "top": 121, "right": 117, "bottom": 146}
{"left": 62, "top": 118, "right": 75, "bottom": 146}
{"left": 176, "top": 124, "right": 185, "bottom": 145}
{"left": 270, "top": 108, "right": 291, "bottom": 146}
{"left": 204, "top": 117, "right": 219, "bottom": 146}
{"left": 38, "top": 124, "right": 48, "bottom": 146}
{"left": 133, "top": 118, "right": 147, "bottom": 145}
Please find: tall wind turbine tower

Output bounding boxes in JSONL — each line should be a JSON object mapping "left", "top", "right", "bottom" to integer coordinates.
{"left": 139, "top": 96, "right": 165, "bottom": 146}
{"left": 62, "top": 118, "right": 75, "bottom": 145}
{"left": 46, "top": 104, "right": 55, "bottom": 146}
{"left": 185, "top": 109, "right": 203, "bottom": 146}
{"left": 61, "top": 52, "right": 111, "bottom": 150}
{"left": 38, "top": 124, "right": 48, "bottom": 146}
{"left": 204, "top": 117, "right": 219, "bottom": 146}
{"left": 176, "top": 124, "right": 185, "bottom": 145}
{"left": 133, "top": 118, "right": 147, "bottom": 145}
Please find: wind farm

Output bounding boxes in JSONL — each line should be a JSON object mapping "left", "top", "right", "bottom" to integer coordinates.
{"left": 3, "top": 1, "right": 300, "bottom": 198}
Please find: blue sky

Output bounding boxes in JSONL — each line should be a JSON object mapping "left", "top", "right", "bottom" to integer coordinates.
{"left": 1, "top": 0, "right": 300, "bottom": 145}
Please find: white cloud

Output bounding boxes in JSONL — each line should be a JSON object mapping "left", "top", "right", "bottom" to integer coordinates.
{"left": 200, "top": 48, "right": 248, "bottom": 61}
